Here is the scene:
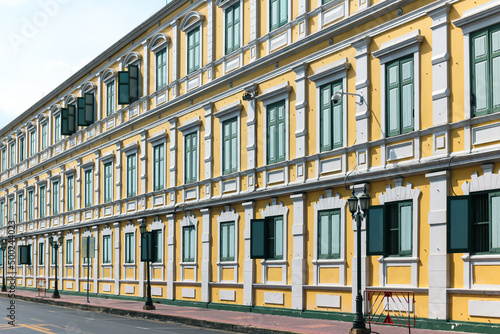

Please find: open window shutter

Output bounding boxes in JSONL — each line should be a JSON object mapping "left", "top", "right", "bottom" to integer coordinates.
{"left": 471, "top": 31, "right": 489, "bottom": 116}
{"left": 367, "top": 205, "right": 386, "bottom": 255}
{"left": 270, "top": 0, "right": 278, "bottom": 31}
{"left": 447, "top": 195, "right": 472, "bottom": 253}
{"left": 279, "top": 0, "right": 287, "bottom": 27}
{"left": 61, "top": 108, "right": 70, "bottom": 136}
{"left": 77, "top": 97, "right": 86, "bottom": 126}
{"left": 19, "top": 245, "right": 31, "bottom": 265}
{"left": 320, "top": 85, "right": 332, "bottom": 152}
{"left": 118, "top": 71, "right": 130, "bottom": 104}
{"left": 251, "top": 219, "right": 268, "bottom": 259}
{"left": 68, "top": 105, "right": 76, "bottom": 135}
{"left": 151, "top": 232, "right": 158, "bottom": 263}
{"left": 129, "top": 64, "right": 139, "bottom": 103}
{"left": 332, "top": 82, "right": 343, "bottom": 148}
{"left": 84, "top": 93, "right": 95, "bottom": 125}
{"left": 491, "top": 27, "right": 500, "bottom": 113}
{"left": 386, "top": 62, "right": 400, "bottom": 136}
{"left": 490, "top": 192, "right": 500, "bottom": 251}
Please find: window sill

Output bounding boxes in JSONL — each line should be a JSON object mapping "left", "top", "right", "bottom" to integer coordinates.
{"left": 260, "top": 259, "right": 286, "bottom": 265}
{"left": 180, "top": 261, "right": 197, "bottom": 266}
{"left": 378, "top": 256, "right": 419, "bottom": 264}
{"left": 312, "top": 258, "right": 345, "bottom": 265}
{"left": 462, "top": 254, "right": 500, "bottom": 262}
{"left": 216, "top": 261, "right": 238, "bottom": 266}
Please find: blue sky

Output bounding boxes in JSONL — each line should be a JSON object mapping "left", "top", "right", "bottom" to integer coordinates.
{"left": 0, "top": 0, "right": 167, "bottom": 131}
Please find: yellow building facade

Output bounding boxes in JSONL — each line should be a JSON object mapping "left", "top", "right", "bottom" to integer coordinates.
{"left": 1, "top": 0, "right": 500, "bottom": 331}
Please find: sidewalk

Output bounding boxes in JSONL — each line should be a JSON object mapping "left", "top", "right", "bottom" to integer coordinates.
{"left": 0, "top": 289, "right": 476, "bottom": 334}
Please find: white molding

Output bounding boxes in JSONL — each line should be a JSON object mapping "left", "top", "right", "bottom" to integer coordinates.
{"left": 180, "top": 11, "right": 205, "bottom": 32}
{"left": 213, "top": 101, "right": 242, "bottom": 120}
{"left": 216, "top": 206, "right": 240, "bottom": 283}
{"left": 453, "top": 0, "right": 500, "bottom": 33}
{"left": 309, "top": 57, "right": 350, "bottom": 85}
{"left": 178, "top": 116, "right": 201, "bottom": 133}
{"left": 372, "top": 29, "right": 424, "bottom": 64}
{"left": 180, "top": 213, "right": 199, "bottom": 282}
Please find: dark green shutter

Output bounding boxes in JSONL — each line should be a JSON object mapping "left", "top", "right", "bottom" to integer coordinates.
{"left": 129, "top": 64, "right": 139, "bottom": 103}
{"left": 84, "top": 93, "right": 95, "bottom": 125}
{"left": 19, "top": 245, "right": 31, "bottom": 265}
{"left": 447, "top": 195, "right": 472, "bottom": 253}
{"left": 61, "top": 108, "right": 70, "bottom": 135}
{"left": 68, "top": 105, "right": 76, "bottom": 134}
{"left": 320, "top": 84, "right": 332, "bottom": 151}
{"left": 367, "top": 205, "right": 386, "bottom": 255}
{"left": 251, "top": 219, "right": 269, "bottom": 259}
{"left": 386, "top": 61, "right": 400, "bottom": 136}
{"left": 141, "top": 232, "right": 157, "bottom": 262}
{"left": 118, "top": 71, "right": 130, "bottom": 104}
{"left": 471, "top": 30, "right": 489, "bottom": 117}
{"left": 77, "top": 97, "right": 86, "bottom": 126}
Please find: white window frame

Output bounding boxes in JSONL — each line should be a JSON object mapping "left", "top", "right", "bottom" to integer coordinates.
{"left": 99, "top": 152, "right": 115, "bottom": 204}
{"left": 122, "top": 142, "right": 139, "bottom": 198}
{"left": 148, "top": 130, "right": 168, "bottom": 192}
{"left": 180, "top": 11, "right": 205, "bottom": 80}
{"left": 150, "top": 33, "right": 170, "bottom": 92}
{"left": 267, "top": 0, "right": 291, "bottom": 34}
{"left": 63, "top": 169, "right": 76, "bottom": 212}
{"left": 179, "top": 117, "right": 201, "bottom": 188}
{"left": 214, "top": 101, "right": 242, "bottom": 176}
{"left": 217, "top": 0, "right": 244, "bottom": 56}
{"left": 101, "top": 226, "right": 113, "bottom": 278}
{"left": 123, "top": 223, "right": 136, "bottom": 267}
{"left": 180, "top": 214, "right": 198, "bottom": 281}
{"left": 150, "top": 219, "right": 166, "bottom": 280}
{"left": 102, "top": 69, "right": 117, "bottom": 117}
{"left": 216, "top": 206, "right": 239, "bottom": 283}
{"left": 373, "top": 30, "right": 423, "bottom": 139}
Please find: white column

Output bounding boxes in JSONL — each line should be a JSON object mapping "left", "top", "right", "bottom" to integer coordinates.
{"left": 296, "top": 0, "right": 308, "bottom": 39}
{"left": 168, "top": 119, "right": 177, "bottom": 205}
{"left": 206, "top": 0, "right": 214, "bottom": 81}
{"left": 113, "top": 222, "right": 121, "bottom": 295}
{"left": 291, "top": 194, "right": 306, "bottom": 310}
{"left": 32, "top": 236, "right": 37, "bottom": 282}
{"left": 142, "top": 40, "right": 150, "bottom": 99}
{"left": 242, "top": 201, "right": 254, "bottom": 306}
{"left": 92, "top": 225, "right": 99, "bottom": 293}
{"left": 425, "top": 170, "right": 448, "bottom": 319}
{"left": 74, "top": 229, "right": 80, "bottom": 292}
{"left": 76, "top": 159, "right": 82, "bottom": 217}
{"left": 115, "top": 143, "right": 122, "bottom": 215}
{"left": 249, "top": 0, "right": 259, "bottom": 61}
{"left": 203, "top": 103, "right": 213, "bottom": 198}
{"left": 201, "top": 208, "right": 211, "bottom": 302}
{"left": 96, "top": 72, "right": 102, "bottom": 122}
{"left": 138, "top": 220, "right": 144, "bottom": 298}
{"left": 58, "top": 233, "right": 63, "bottom": 294}
{"left": 166, "top": 213, "right": 176, "bottom": 300}
{"left": 293, "top": 63, "right": 308, "bottom": 183}
{"left": 94, "top": 151, "right": 100, "bottom": 217}
{"left": 44, "top": 233, "right": 49, "bottom": 290}
{"left": 171, "top": 19, "right": 179, "bottom": 98}
{"left": 245, "top": 85, "right": 257, "bottom": 191}
{"left": 140, "top": 130, "right": 147, "bottom": 207}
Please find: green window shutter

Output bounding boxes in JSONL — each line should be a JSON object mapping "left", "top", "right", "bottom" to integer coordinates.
{"left": 400, "top": 57, "right": 414, "bottom": 133}
{"left": 118, "top": 71, "right": 130, "bottom": 104}
{"left": 471, "top": 30, "right": 489, "bottom": 116}
{"left": 223, "top": 118, "right": 237, "bottom": 175}
{"left": 185, "top": 133, "right": 197, "bottom": 184}
{"left": 332, "top": 82, "right": 343, "bottom": 148}
{"left": 320, "top": 84, "right": 332, "bottom": 152}
{"left": 220, "top": 221, "right": 235, "bottom": 261}
{"left": 188, "top": 28, "right": 200, "bottom": 74}
{"left": 129, "top": 64, "right": 140, "bottom": 103}
{"left": 277, "top": 103, "right": 286, "bottom": 162}
{"left": 61, "top": 108, "right": 70, "bottom": 135}
{"left": 226, "top": 6, "right": 234, "bottom": 54}
{"left": 267, "top": 104, "right": 277, "bottom": 164}
{"left": 489, "top": 192, "right": 500, "bottom": 251}
{"left": 270, "top": 0, "right": 279, "bottom": 31}
{"left": 491, "top": 27, "right": 500, "bottom": 113}
{"left": 153, "top": 144, "right": 165, "bottom": 190}
{"left": 183, "top": 226, "right": 195, "bottom": 262}
{"left": 367, "top": 205, "right": 386, "bottom": 255}
{"left": 77, "top": 97, "right": 86, "bottom": 126}
{"left": 447, "top": 195, "right": 472, "bottom": 253}
{"left": 233, "top": 4, "right": 240, "bottom": 51}
{"left": 399, "top": 202, "right": 412, "bottom": 256}
{"left": 52, "top": 182, "right": 59, "bottom": 215}
{"left": 273, "top": 216, "right": 284, "bottom": 259}
{"left": 19, "top": 245, "right": 31, "bottom": 265}
{"left": 250, "top": 218, "right": 269, "bottom": 259}
{"left": 156, "top": 49, "right": 167, "bottom": 90}
{"left": 107, "top": 81, "right": 115, "bottom": 116}
{"left": 154, "top": 230, "right": 162, "bottom": 263}
{"left": 386, "top": 61, "right": 400, "bottom": 136}
{"left": 68, "top": 105, "right": 76, "bottom": 134}
{"left": 279, "top": 0, "right": 288, "bottom": 27}
{"left": 38, "top": 243, "right": 44, "bottom": 265}
{"left": 141, "top": 232, "right": 151, "bottom": 262}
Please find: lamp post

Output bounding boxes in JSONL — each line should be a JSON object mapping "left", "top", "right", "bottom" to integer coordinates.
{"left": 348, "top": 185, "right": 371, "bottom": 334}
{"left": 50, "top": 234, "right": 63, "bottom": 298}
{"left": 139, "top": 219, "right": 155, "bottom": 310}
{"left": 1, "top": 239, "right": 7, "bottom": 292}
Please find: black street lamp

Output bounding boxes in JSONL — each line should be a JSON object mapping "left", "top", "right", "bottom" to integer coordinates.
{"left": 139, "top": 219, "right": 155, "bottom": 310}
{"left": 348, "top": 185, "right": 371, "bottom": 334}
{"left": 1, "top": 239, "right": 7, "bottom": 292}
{"left": 50, "top": 234, "right": 63, "bottom": 298}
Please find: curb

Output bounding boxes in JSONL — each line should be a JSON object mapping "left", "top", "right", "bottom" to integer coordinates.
{"left": 2, "top": 294, "right": 301, "bottom": 334}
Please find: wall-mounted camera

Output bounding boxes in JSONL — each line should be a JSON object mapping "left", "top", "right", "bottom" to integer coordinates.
{"left": 242, "top": 90, "right": 257, "bottom": 101}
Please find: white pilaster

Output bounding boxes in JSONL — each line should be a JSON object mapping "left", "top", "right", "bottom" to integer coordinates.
{"left": 291, "top": 194, "right": 306, "bottom": 310}
{"left": 113, "top": 222, "right": 120, "bottom": 295}
{"left": 92, "top": 225, "right": 99, "bottom": 293}
{"left": 166, "top": 213, "right": 176, "bottom": 300}
{"left": 171, "top": 19, "right": 179, "bottom": 98}
{"left": 201, "top": 208, "right": 211, "bottom": 302}
{"left": 249, "top": 0, "right": 259, "bottom": 61}
{"left": 243, "top": 201, "right": 254, "bottom": 306}
{"left": 425, "top": 170, "right": 448, "bottom": 320}
{"left": 203, "top": 103, "right": 213, "bottom": 198}
{"left": 94, "top": 151, "right": 100, "bottom": 218}
{"left": 207, "top": 0, "right": 214, "bottom": 81}
{"left": 245, "top": 84, "right": 257, "bottom": 191}
{"left": 96, "top": 72, "right": 102, "bottom": 121}
{"left": 140, "top": 130, "right": 147, "bottom": 206}
{"left": 142, "top": 40, "right": 150, "bottom": 99}
{"left": 115, "top": 143, "right": 122, "bottom": 215}
{"left": 74, "top": 229, "right": 80, "bottom": 292}
{"left": 293, "top": 63, "right": 308, "bottom": 183}
{"left": 168, "top": 119, "right": 177, "bottom": 204}
{"left": 353, "top": 37, "right": 371, "bottom": 145}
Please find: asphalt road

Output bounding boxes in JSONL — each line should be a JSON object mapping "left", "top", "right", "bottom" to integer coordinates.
{"left": 1, "top": 299, "right": 235, "bottom": 334}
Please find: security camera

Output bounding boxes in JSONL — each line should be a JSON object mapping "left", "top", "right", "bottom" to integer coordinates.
{"left": 331, "top": 92, "right": 342, "bottom": 104}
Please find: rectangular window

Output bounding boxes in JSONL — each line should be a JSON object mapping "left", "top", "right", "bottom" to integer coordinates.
{"left": 38, "top": 243, "right": 44, "bottom": 265}
{"left": 28, "top": 191, "right": 33, "bottom": 221}
{"left": 153, "top": 144, "right": 165, "bottom": 191}
{"left": 320, "top": 81, "right": 343, "bottom": 151}
{"left": 39, "top": 187, "right": 45, "bottom": 218}
{"left": 267, "top": 100, "right": 286, "bottom": 164}
{"left": 8, "top": 197, "right": 13, "bottom": 222}
{"left": 10, "top": 144, "right": 15, "bottom": 168}
{"left": 41, "top": 123, "right": 48, "bottom": 150}
{"left": 66, "top": 239, "right": 73, "bottom": 264}
{"left": 187, "top": 27, "right": 200, "bottom": 74}
{"left": 0, "top": 202, "right": 4, "bottom": 227}
{"left": 84, "top": 170, "right": 93, "bottom": 207}
{"left": 54, "top": 115, "right": 61, "bottom": 143}
{"left": 318, "top": 210, "right": 341, "bottom": 259}
{"left": 270, "top": 0, "right": 288, "bottom": 31}
{"left": 52, "top": 181, "right": 59, "bottom": 215}
{"left": 19, "top": 137, "right": 25, "bottom": 162}
{"left": 223, "top": 117, "right": 238, "bottom": 175}
{"left": 126, "top": 154, "right": 137, "bottom": 197}
{"left": 67, "top": 175, "right": 74, "bottom": 211}
{"left": 104, "top": 162, "right": 113, "bottom": 203}
{"left": 156, "top": 49, "right": 167, "bottom": 90}
{"left": 185, "top": 132, "right": 198, "bottom": 184}
{"left": 152, "top": 230, "right": 162, "bottom": 263}
{"left": 267, "top": 216, "right": 283, "bottom": 259}
{"left": 225, "top": 3, "right": 240, "bottom": 54}
{"left": 183, "top": 226, "right": 195, "bottom": 262}
{"left": 51, "top": 244, "right": 56, "bottom": 265}
{"left": 125, "top": 232, "right": 134, "bottom": 263}
{"left": 471, "top": 24, "right": 500, "bottom": 116}
{"left": 1, "top": 149, "right": 5, "bottom": 171}
{"left": 386, "top": 55, "right": 414, "bottom": 137}
{"left": 102, "top": 235, "right": 111, "bottom": 264}
{"left": 220, "top": 221, "right": 235, "bottom": 262}
{"left": 18, "top": 194, "right": 23, "bottom": 223}
{"left": 250, "top": 216, "right": 285, "bottom": 260}
{"left": 106, "top": 81, "right": 115, "bottom": 116}
{"left": 30, "top": 130, "right": 35, "bottom": 156}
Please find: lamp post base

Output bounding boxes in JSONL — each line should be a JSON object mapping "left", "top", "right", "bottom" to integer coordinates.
{"left": 51, "top": 294, "right": 60, "bottom": 299}
{"left": 1, "top": 286, "right": 6, "bottom": 292}
{"left": 143, "top": 304, "right": 156, "bottom": 310}
{"left": 348, "top": 327, "right": 370, "bottom": 334}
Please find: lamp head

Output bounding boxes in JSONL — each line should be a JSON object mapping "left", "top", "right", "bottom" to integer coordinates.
{"left": 58, "top": 235, "right": 63, "bottom": 245}
{"left": 359, "top": 185, "right": 371, "bottom": 212}
{"left": 139, "top": 219, "right": 147, "bottom": 235}
{"left": 348, "top": 188, "right": 358, "bottom": 215}
{"left": 49, "top": 235, "right": 54, "bottom": 245}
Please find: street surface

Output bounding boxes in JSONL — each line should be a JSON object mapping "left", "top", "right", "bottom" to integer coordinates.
{"left": 1, "top": 299, "right": 234, "bottom": 334}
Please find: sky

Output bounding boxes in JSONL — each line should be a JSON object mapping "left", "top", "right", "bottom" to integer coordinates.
{"left": 0, "top": 0, "right": 167, "bottom": 131}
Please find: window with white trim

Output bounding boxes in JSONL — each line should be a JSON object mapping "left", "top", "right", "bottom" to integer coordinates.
{"left": 222, "top": 117, "right": 238, "bottom": 174}
{"left": 187, "top": 27, "right": 201, "bottom": 74}
{"left": 225, "top": 3, "right": 241, "bottom": 54}
{"left": 30, "top": 130, "right": 35, "bottom": 157}
{"left": 52, "top": 181, "right": 59, "bottom": 215}
{"left": 54, "top": 115, "right": 61, "bottom": 143}
{"left": 66, "top": 239, "right": 73, "bottom": 264}
{"left": 126, "top": 153, "right": 137, "bottom": 197}
{"left": 28, "top": 190, "right": 33, "bottom": 221}
{"left": 184, "top": 132, "right": 198, "bottom": 184}
{"left": 106, "top": 81, "right": 115, "bottom": 116}
{"left": 19, "top": 137, "right": 25, "bottom": 162}
{"left": 41, "top": 123, "right": 48, "bottom": 150}
{"left": 0, "top": 201, "right": 4, "bottom": 227}
{"left": 38, "top": 242, "right": 44, "bottom": 265}
{"left": 267, "top": 101, "right": 286, "bottom": 164}
{"left": 156, "top": 48, "right": 167, "bottom": 90}
{"left": 153, "top": 144, "right": 165, "bottom": 191}
{"left": 67, "top": 175, "right": 74, "bottom": 211}
{"left": 9, "top": 143, "right": 14, "bottom": 168}
{"left": 270, "top": 0, "right": 288, "bottom": 31}
{"left": 220, "top": 221, "right": 235, "bottom": 261}
{"left": 8, "top": 197, "right": 13, "bottom": 222}
{"left": 102, "top": 235, "right": 111, "bottom": 264}
{"left": 39, "top": 186, "right": 46, "bottom": 218}
{"left": 103, "top": 162, "right": 113, "bottom": 203}
{"left": 183, "top": 225, "right": 195, "bottom": 262}
{"left": 84, "top": 169, "right": 93, "bottom": 207}
{"left": 17, "top": 194, "right": 23, "bottom": 223}
{"left": 125, "top": 232, "right": 135, "bottom": 263}
{"left": 1, "top": 149, "right": 5, "bottom": 172}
